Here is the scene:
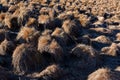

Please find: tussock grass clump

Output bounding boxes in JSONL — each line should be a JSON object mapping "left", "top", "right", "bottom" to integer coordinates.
{"left": 33, "top": 64, "right": 64, "bottom": 79}
{"left": 88, "top": 68, "right": 120, "bottom": 80}
{"left": 52, "top": 27, "right": 73, "bottom": 46}
{"left": 101, "top": 43, "right": 120, "bottom": 56}
{"left": 78, "top": 14, "right": 90, "bottom": 27}
{"left": 116, "top": 33, "right": 120, "bottom": 41}
{"left": 38, "top": 34, "right": 64, "bottom": 62}
{"left": 93, "top": 35, "right": 111, "bottom": 44}
{"left": 12, "top": 43, "right": 41, "bottom": 74}
{"left": 16, "top": 27, "right": 40, "bottom": 44}
{"left": 0, "top": 39, "right": 15, "bottom": 56}
{"left": 71, "top": 44, "right": 98, "bottom": 69}
{"left": 0, "top": 13, "right": 6, "bottom": 22}
{"left": 62, "top": 19, "right": 81, "bottom": 39}
{"left": 4, "top": 13, "right": 20, "bottom": 31}
{"left": 90, "top": 27, "right": 112, "bottom": 34}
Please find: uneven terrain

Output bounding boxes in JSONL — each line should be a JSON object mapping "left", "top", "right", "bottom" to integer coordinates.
{"left": 0, "top": 0, "right": 120, "bottom": 80}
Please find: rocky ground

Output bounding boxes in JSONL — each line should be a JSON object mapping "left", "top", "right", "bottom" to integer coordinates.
{"left": 0, "top": 0, "right": 120, "bottom": 80}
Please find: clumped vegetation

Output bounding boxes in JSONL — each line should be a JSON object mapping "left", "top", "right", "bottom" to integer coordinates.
{"left": 0, "top": 0, "right": 120, "bottom": 80}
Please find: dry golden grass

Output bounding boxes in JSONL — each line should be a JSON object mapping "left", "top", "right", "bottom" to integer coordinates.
{"left": 101, "top": 43, "right": 119, "bottom": 56}
{"left": 12, "top": 43, "right": 41, "bottom": 74}
{"left": 42, "top": 29, "right": 52, "bottom": 36}
{"left": 62, "top": 19, "right": 81, "bottom": 38}
{"left": 37, "top": 34, "right": 52, "bottom": 53}
{"left": 38, "top": 32, "right": 63, "bottom": 62}
{"left": 78, "top": 14, "right": 90, "bottom": 27}
{"left": 0, "top": 13, "right": 6, "bottom": 22}
{"left": 51, "top": 27, "right": 63, "bottom": 36}
{"left": 32, "top": 64, "right": 64, "bottom": 79}
{"left": 0, "top": 39, "right": 15, "bottom": 56}
{"left": 88, "top": 68, "right": 111, "bottom": 80}
{"left": 115, "top": 66, "right": 120, "bottom": 71}
{"left": 26, "top": 18, "right": 37, "bottom": 27}
{"left": 52, "top": 27, "right": 71, "bottom": 46}
{"left": 49, "top": 39, "right": 64, "bottom": 62}
{"left": 71, "top": 44, "right": 98, "bottom": 57}
{"left": 116, "top": 33, "right": 120, "bottom": 41}
{"left": 16, "top": 27, "right": 39, "bottom": 43}
{"left": 38, "top": 14, "right": 50, "bottom": 24}
{"left": 71, "top": 44, "right": 98, "bottom": 69}
{"left": 88, "top": 68, "right": 120, "bottom": 80}
{"left": 90, "top": 27, "right": 112, "bottom": 34}
{"left": 93, "top": 35, "right": 111, "bottom": 44}
{"left": 4, "top": 13, "right": 12, "bottom": 29}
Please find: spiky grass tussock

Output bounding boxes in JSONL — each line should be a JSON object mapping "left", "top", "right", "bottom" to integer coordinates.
{"left": 38, "top": 14, "right": 50, "bottom": 24}
{"left": 37, "top": 34, "right": 52, "bottom": 53}
{"left": 25, "top": 18, "right": 38, "bottom": 27}
{"left": 38, "top": 34, "right": 64, "bottom": 62}
{"left": 71, "top": 44, "right": 98, "bottom": 69}
{"left": 0, "top": 13, "right": 6, "bottom": 22}
{"left": 62, "top": 19, "right": 81, "bottom": 38}
{"left": 90, "top": 27, "right": 112, "bottom": 34}
{"left": 88, "top": 68, "right": 120, "bottom": 80}
{"left": 78, "top": 14, "right": 90, "bottom": 27}
{"left": 4, "top": 13, "right": 12, "bottom": 29}
{"left": 0, "top": 39, "right": 15, "bottom": 56}
{"left": 71, "top": 44, "right": 98, "bottom": 57}
{"left": 8, "top": 5, "right": 18, "bottom": 13}
{"left": 12, "top": 43, "right": 41, "bottom": 74}
{"left": 51, "top": 27, "right": 71, "bottom": 46}
{"left": 16, "top": 27, "right": 40, "bottom": 44}
{"left": 93, "top": 35, "right": 111, "bottom": 44}
{"left": 101, "top": 43, "right": 119, "bottom": 56}
{"left": 116, "top": 33, "right": 120, "bottom": 41}
{"left": 51, "top": 27, "right": 63, "bottom": 36}
{"left": 33, "top": 64, "right": 64, "bottom": 79}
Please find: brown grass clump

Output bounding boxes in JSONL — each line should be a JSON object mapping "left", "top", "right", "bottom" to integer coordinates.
{"left": 42, "top": 29, "right": 52, "bottom": 35}
{"left": 115, "top": 66, "right": 120, "bottom": 71}
{"left": 16, "top": 27, "right": 40, "bottom": 44}
{"left": 14, "top": 6, "right": 31, "bottom": 26}
{"left": 62, "top": 19, "right": 81, "bottom": 38}
{"left": 93, "top": 35, "right": 111, "bottom": 44}
{"left": 38, "top": 13, "right": 55, "bottom": 30}
{"left": 101, "top": 43, "right": 119, "bottom": 56}
{"left": 4, "top": 13, "right": 12, "bottom": 29}
{"left": 51, "top": 27, "right": 72, "bottom": 46}
{"left": 38, "top": 14, "right": 50, "bottom": 23}
{"left": 88, "top": 68, "right": 120, "bottom": 80}
{"left": 71, "top": 44, "right": 98, "bottom": 57}
{"left": 38, "top": 34, "right": 64, "bottom": 62}
{"left": 0, "top": 39, "right": 15, "bottom": 56}
{"left": 8, "top": 5, "right": 19, "bottom": 13}
{"left": 49, "top": 39, "right": 64, "bottom": 62}
{"left": 116, "top": 33, "right": 120, "bottom": 41}
{"left": 37, "top": 34, "right": 52, "bottom": 53}
{"left": 12, "top": 43, "right": 41, "bottom": 74}
{"left": 32, "top": 64, "right": 64, "bottom": 79}
{"left": 90, "top": 27, "right": 112, "bottom": 34}
{"left": 78, "top": 14, "right": 90, "bottom": 27}
{"left": 51, "top": 27, "right": 63, "bottom": 36}
{"left": 71, "top": 44, "right": 98, "bottom": 69}
{"left": 25, "top": 18, "right": 38, "bottom": 27}
{"left": 0, "top": 13, "right": 6, "bottom": 22}
{"left": 4, "top": 13, "right": 19, "bottom": 31}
